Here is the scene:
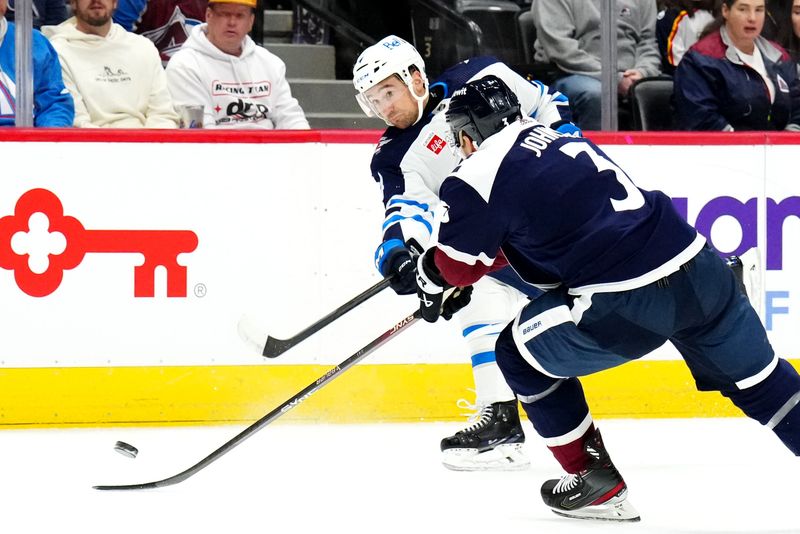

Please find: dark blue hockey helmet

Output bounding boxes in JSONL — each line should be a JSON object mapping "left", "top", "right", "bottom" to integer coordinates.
{"left": 446, "top": 75, "right": 522, "bottom": 150}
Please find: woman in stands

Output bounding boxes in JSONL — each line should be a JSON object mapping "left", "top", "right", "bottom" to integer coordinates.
{"left": 673, "top": 0, "right": 800, "bottom": 130}
{"left": 656, "top": 0, "right": 716, "bottom": 75}
{"left": 777, "top": 0, "right": 800, "bottom": 66}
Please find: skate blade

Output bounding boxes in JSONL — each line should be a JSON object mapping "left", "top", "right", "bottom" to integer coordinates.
{"left": 550, "top": 492, "right": 641, "bottom": 522}
{"left": 442, "top": 443, "right": 530, "bottom": 472}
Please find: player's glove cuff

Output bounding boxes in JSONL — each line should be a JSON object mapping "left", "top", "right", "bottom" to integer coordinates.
{"left": 375, "top": 239, "right": 405, "bottom": 275}
{"left": 552, "top": 120, "right": 583, "bottom": 138}
{"left": 416, "top": 249, "right": 449, "bottom": 322}
{"left": 376, "top": 239, "right": 418, "bottom": 295}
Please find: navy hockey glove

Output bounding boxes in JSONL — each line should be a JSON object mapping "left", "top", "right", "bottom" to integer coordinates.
{"left": 441, "top": 285, "right": 473, "bottom": 321}
{"left": 375, "top": 239, "right": 421, "bottom": 295}
{"left": 416, "top": 249, "right": 472, "bottom": 323}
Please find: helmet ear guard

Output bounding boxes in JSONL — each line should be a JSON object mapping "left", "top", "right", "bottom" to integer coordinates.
{"left": 445, "top": 75, "right": 522, "bottom": 149}
{"left": 352, "top": 35, "right": 429, "bottom": 125}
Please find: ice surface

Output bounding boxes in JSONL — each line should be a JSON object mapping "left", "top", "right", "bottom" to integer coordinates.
{"left": 1, "top": 418, "right": 797, "bottom": 534}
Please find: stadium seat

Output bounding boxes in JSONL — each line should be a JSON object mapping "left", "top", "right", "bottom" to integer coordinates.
{"left": 629, "top": 76, "right": 675, "bottom": 131}
{"left": 512, "top": 7, "right": 561, "bottom": 84}
{"left": 457, "top": 0, "right": 523, "bottom": 65}
{"left": 518, "top": 9, "right": 535, "bottom": 64}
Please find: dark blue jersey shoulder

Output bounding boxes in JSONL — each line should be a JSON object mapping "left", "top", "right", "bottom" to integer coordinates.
{"left": 370, "top": 121, "right": 421, "bottom": 183}
{"left": 429, "top": 56, "right": 500, "bottom": 99}
{"left": 438, "top": 124, "right": 698, "bottom": 289}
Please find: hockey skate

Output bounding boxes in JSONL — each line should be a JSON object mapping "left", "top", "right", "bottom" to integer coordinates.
{"left": 440, "top": 400, "right": 529, "bottom": 471}
{"left": 541, "top": 428, "right": 640, "bottom": 522}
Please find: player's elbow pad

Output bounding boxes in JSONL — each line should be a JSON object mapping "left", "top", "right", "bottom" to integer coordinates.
{"left": 434, "top": 250, "right": 490, "bottom": 287}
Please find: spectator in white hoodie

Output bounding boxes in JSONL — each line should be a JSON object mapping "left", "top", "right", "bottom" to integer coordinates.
{"left": 42, "top": 0, "right": 180, "bottom": 128}
{"left": 164, "top": 0, "right": 309, "bottom": 129}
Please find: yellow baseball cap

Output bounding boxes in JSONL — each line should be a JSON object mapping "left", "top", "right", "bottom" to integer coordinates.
{"left": 208, "top": 0, "right": 257, "bottom": 8}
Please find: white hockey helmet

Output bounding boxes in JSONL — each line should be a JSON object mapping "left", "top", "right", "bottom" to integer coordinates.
{"left": 352, "top": 35, "right": 430, "bottom": 126}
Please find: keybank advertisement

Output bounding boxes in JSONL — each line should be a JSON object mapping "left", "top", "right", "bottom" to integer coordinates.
{"left": 0, "top": 138, "right": 796, "bottom": 367}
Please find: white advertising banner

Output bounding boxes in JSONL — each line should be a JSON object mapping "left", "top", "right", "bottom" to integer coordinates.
{"left": 0, "top": 133, "right": 797, "bottom": 367}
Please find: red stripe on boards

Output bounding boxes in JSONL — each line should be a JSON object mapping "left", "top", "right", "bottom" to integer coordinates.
{"left": 0, "top": 128, "right": 798, "bottom": 145}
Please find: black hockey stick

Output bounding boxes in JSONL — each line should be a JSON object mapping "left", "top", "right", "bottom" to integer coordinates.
{"left": 238, "top": 277, "right": 392, "bottom": 359}
{"left": 93, "top": 309, "right": 420, "bottom": 491}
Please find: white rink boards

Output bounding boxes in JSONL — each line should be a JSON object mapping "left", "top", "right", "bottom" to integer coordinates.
{"left": 0, "top": 129, "right": 798, "bottom": 426}
{"left": 0, "top": 130, "right": 797, "bottom": 368}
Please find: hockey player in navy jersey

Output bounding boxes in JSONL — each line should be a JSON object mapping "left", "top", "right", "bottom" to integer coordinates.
{"left": 353, "top": 35, "right": 581, "bottom": 472}
{"left": 414, "top": 74, "right": 800, "bottom": 521}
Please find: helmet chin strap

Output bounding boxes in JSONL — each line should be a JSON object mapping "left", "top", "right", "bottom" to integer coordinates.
{"left": 410, "top": 85, "right": 429, "bottom": 126}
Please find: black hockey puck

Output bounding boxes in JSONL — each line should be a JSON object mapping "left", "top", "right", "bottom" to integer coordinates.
{"left": 114, "top": 440, "right": 139, "bottom": 459}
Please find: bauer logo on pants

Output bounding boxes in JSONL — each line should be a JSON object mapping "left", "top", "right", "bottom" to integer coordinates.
{"left": 0, "top": 188, "right": 198, "bottom": 298}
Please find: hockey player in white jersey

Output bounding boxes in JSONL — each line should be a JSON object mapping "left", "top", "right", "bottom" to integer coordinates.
{"left": 352, "top": 35, "right": 581, "bottom": 472}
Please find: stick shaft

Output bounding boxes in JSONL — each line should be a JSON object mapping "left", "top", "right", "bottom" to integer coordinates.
{"left": 94, "top": 310, "right": 420, "bottom": 491}
{"left": 262, "top": 277, "right": 392, "bottom": 358}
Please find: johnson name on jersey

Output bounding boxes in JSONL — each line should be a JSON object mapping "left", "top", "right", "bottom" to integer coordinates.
{"left": 435, "top": 119, "right": 705, "bottom": 294}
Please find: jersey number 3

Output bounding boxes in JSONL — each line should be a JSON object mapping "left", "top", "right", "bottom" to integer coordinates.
{"left": 560, "top": 142, "right": 646, "bottom": 212}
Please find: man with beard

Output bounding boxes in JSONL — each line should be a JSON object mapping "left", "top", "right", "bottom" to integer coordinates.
{"left": 42, "top": 0, "right": 179, "bottom": 128}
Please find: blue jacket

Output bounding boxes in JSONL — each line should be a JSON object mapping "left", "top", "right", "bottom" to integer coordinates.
{"left": 0, "top": 21, "right": 74, "bottom": 127}
{"left": 5, "top": 0, "right": 67, "bottom": 29}
{"left": 674, "top": 26, "right": 800, "bottom": 131}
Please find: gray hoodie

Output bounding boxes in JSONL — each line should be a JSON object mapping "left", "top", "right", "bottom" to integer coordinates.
{"left": 532, "top": 0, "right": 661, "bottom": 80}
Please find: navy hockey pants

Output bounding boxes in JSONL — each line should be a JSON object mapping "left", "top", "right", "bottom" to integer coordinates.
{"left": 496, "top": 246, "right": 800, "bottom": 453}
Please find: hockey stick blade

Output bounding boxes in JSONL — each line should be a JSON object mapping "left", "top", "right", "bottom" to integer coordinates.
{"left": 239, "top": 277, "right": 392, "bottom": 359}
{"left": 94, "top": 309, "right": 420, "bottom": 491}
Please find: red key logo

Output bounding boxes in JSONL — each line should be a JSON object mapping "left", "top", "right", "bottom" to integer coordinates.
{"left": 0, "top": 189, "right": 199, "bottom": 298}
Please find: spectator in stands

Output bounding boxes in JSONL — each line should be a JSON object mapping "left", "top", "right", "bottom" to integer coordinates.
{"left": 657, "top": 0, "right": 716, "bottom": 74}
{"left": 165, "top": 0, "right": 309, "bottom": 129}
{"left": 777, "top": 0, "right": 800, "bottom": 63}
{"left": 791, "top": 0, "right": 800, "bottom": 60}
{"left": 674, "top": 0, "right": 800, "bottom": 130}
{"left": 531, "top": 0, "right": 662, "bottom": 130}
{"left": 763, "top": 0, "right": 791, "bottom": 39}
{"left": 0, "top": 0, "right": 74, "bottom": 126}
{"left": 5, "top": 0, "right": 67, "bottom": 29}
{"left": 42, "top": 0, "right": 180, "bottom": 128}
{"left": 113, "top": 0, "right": 208, "bottom": 65}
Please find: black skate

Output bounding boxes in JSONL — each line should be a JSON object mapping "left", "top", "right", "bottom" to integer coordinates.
{"left": 440, "top": 400, "right": 529, "bottom": 471}
{"left": 541, "top": 428, "right": 640, "bottom": 522}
